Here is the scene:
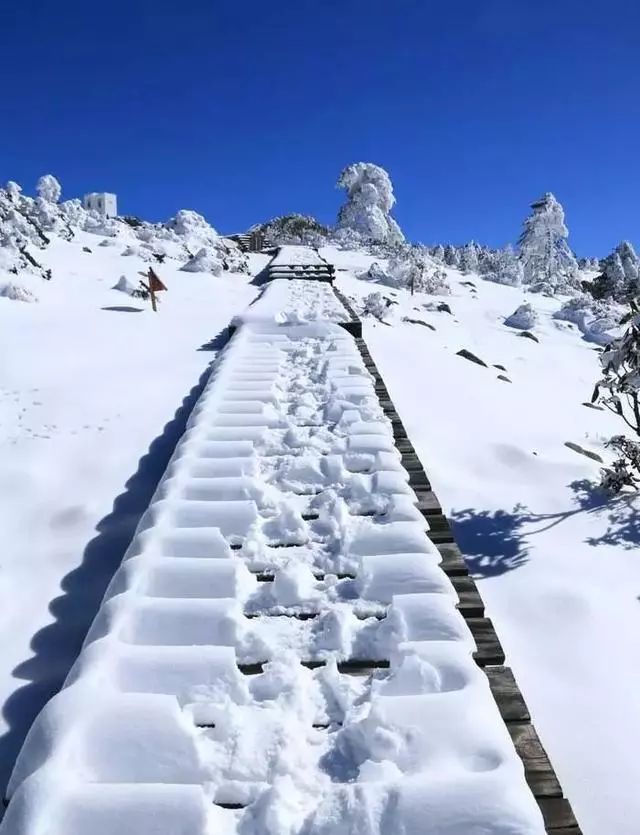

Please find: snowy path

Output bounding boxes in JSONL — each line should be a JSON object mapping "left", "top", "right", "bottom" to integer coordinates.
{"left": 2, "top": 258, "right": 554, "bottom": 834}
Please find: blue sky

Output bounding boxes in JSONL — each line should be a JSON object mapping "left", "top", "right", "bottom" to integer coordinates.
{"left": 1, "top": 0, "right": 638, "bottom": 255}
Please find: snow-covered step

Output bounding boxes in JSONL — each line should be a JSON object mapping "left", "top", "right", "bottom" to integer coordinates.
{"left": 2, "top": 299, "right": 550, "bottom": 833}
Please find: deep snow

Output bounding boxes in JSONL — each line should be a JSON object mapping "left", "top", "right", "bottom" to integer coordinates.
{"left": 0, "top": 231, "right": 262, "bottom": 794}
{"left": 325, "top": 246, "right": 640, "bottom": 835}
{"left": 1, "top": 286, "right": 545, "bottom": 835}
{"left": 0, "top": 236, "right": 638, "bottom": 833}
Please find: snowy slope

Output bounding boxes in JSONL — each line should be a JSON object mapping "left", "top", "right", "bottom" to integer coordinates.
{"left": 0, "top": 230, "right": 261, "bottom": 794}
{"left": 325, "top": 246, "right": 640, "bottom": 835}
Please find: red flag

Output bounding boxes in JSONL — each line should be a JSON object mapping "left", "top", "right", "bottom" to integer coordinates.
{"left": 148, "top": 268, "right": 167, "bottom": 292}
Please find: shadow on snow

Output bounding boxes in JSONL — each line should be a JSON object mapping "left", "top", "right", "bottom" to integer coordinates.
{"left": 0, "top": 328, "right": 230, "bottom": 799}
{"left": 451, "top": 479, "right": 640, "bottom": 579}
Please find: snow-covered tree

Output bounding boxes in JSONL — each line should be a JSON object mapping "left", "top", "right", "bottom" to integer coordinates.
{"left": 518, "top": 192, "right": 579, "bottom": 293}
{"left": 5, "top": 181, "right": 22, "bottom": 203}
{"left": 336, "top": 162, "right": 404, "bottom": 243}
{"left": 459, "top": 242, "right": 479, "bottom": 274}
{"left": 593, "top": 251, "right": 626, "bottom": 299}
{"left": 258, "top": 214, "right": 329, "bottom": 247}
{"left": 618, "top": 240, "right": 639, "bottom": 295}
{"left": 484, "top": 246, "right": 523, "bottom": 286}
{"left": 592, "top": 242, "right": 640, "bottom": 301}
{"left": 431, "top": 244, "right": 445, "bottom": 262}
{"left": 36, "top": 174, "right": 61, "bottom": 204}
{"left": 443, "top": 245, "right": 460, "bottom": 268}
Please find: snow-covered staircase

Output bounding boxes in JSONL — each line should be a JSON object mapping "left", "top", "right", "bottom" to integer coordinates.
{"left": 265, "top": 245, "right": 336, "bottom": 282}
{"left": 1, "top": 257, "right": 581, "bottom": 835}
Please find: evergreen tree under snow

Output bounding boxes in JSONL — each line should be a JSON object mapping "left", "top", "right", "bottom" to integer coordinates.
{"left": 336, "top": 162, "right": 404, "bottom": 244}
{"left": 592, "top": 241, "right": 640, "bottom": 301}
{"left": 518, "top": 192, "right": 578, "bottom": 293}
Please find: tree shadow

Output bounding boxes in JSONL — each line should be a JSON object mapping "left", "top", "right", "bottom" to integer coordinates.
{"left": 450, "top": 505, "right": 531, "bottom": 578}
{"left": 569, "top": 479, "right": 640, "bottom": 549}
{"left": 451, "top": 478, "right": 639, "bottom": 582}
{"left": 0, "top": 328, "right": 230, "bottom": 798}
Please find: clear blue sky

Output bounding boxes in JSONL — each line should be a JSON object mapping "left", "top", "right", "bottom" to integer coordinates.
{"left": 1, "top": 0, "right": 638, "bottom": 256}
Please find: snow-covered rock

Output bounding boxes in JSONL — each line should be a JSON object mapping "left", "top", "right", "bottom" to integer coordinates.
{"left": 179, "top": 246, "right": 223, "bottom": 275}
{"left": 112, "top": 275, "right": 137, "bottom": 294}
{"left": 0, "top": 282, "right": 38, "bottom": 302}
{"left": 505, "top": 302, "right": 537, "bottom": 330}
{"left": 554, "top": 294, "right": 620, "bottom": 344}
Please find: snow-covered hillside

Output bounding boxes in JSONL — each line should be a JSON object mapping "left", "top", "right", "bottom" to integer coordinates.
{"left": 323, "top": 246, "right": 640, "bottom": 835}
{"left": 0, "top": 213, "right": 639, "bottom": 834}
{"left": 0, "top": 223, "right": 266, "bottom": 796}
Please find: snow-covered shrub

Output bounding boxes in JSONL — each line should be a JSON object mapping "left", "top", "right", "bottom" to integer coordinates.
{"left": 180, "top": 246, "right": 223, "bottom": 275}
{"left": 358, "top": 245, "right": 450, "bottom": 295}
{"left": 361, "top": 291, "right": 395, "bottom": 321}
{"left": 592, "top": 299, "right": 640, "bottom": 491}
{"left": 554, "top": 294, "right": 620, "bottom": 344}
{"left": 0, "top": 282, "right": 38, "bottom": 302}
{"left": 600, "top": 436, "right": 640, "bottom": 492}
{"left": 505, "top": 302, "right": 537, "bottom": 330}
{"left": 258, "top": 214, "right": 329, "bottom": 247}
{"left": 36, "top": 174, "right": 61, "bottom": 204}
{"left": 518, "top": 192, "right": 579, "bottom": 293}
{"left": 336, "top": 162, "right": 404, "bottom": 243}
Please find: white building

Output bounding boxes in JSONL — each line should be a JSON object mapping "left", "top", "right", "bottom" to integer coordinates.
{"left": 83, "top": 192, "right": 118, "bottom": 218}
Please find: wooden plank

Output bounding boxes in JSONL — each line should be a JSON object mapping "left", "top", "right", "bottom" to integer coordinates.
{"left": 401, "top": 452, "right": 425, "bottom": 471}
{"left": 413, "top": 489, "right": 443, "bottom": 515}
{"left": 452, "top": 575, "right": 484, "bottom": 616}
{"left": 469, "top": 617, "right": 505, "bottom": 665}
{"left": 538, "top": 798, "right": 579, "bottom": 830}
{"left": 485, "top": 667, "right": 531, "bottom": 722}
{"left": 435, "top": 542, "right": 469, "bottom": 575}
{"left": 395, "top": 437, "right": 417, "bottom": 454}
{"left": 508, "top": 723, "right": 563, "bottom": 798}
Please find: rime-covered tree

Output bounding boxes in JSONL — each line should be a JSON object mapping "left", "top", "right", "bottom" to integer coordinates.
{"left": 443, "top": 245, "right": 460, "bottom": 268}
{"left": 336, "top": 162, "right": 404, "bottom": 243}
{"left": 486, "top": 246, "right": 523, "bottom": 286}
{"left": 431, "top": 244, "right": 445, "bottom": 262}
{"left": 36, "top": 174, "right": 61, "bottom": 204}
{"left": 592, "top": 242, "right": 640, "bottom": 301}
{"left": 459, "top": 242, "right": 479, "bottom": 274}
{"left": 593, "top": 251, "right": 626, "bottom": 299}
{"left": 618, "top": 240, "right": 639, "bottom": 295}
{"left": 518, "top": 192, "right": 578, "bottom": 293}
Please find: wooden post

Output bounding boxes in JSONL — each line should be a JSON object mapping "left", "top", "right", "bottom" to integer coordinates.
{"left": 149, "top": 276, "right": 157, "bottom": 312}
{"left": 139, "top": 268, "right": 167, "bottom": 312}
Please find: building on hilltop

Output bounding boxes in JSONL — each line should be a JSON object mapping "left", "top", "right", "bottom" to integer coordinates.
{"left": 83, "top": 192, "right": 117, "bottom": 218}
